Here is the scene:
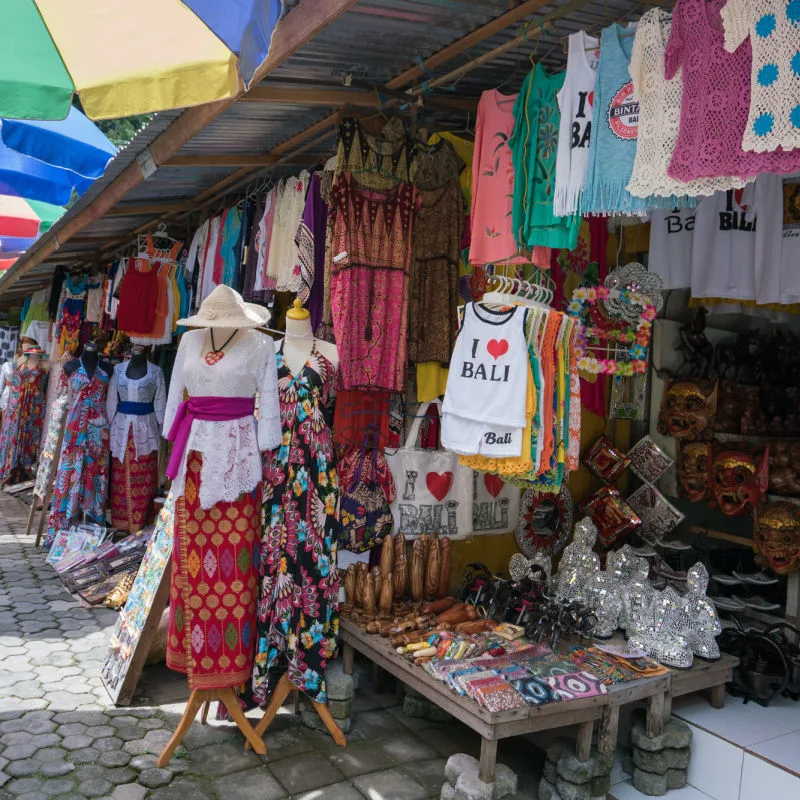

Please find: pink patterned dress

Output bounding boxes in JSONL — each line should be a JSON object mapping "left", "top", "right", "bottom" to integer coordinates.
{"left": 0, "top": 360, "right": 46, "bottom": 483}
{"left": 328, "top": 174, "right": 419, "bottom": 393}
{"left": 253, "top": 342, "right": 340, "bottom": 703}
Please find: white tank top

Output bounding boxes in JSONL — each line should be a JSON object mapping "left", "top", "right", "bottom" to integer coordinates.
{"left": 442, "top": 302, "right": 528, "bottom": 428}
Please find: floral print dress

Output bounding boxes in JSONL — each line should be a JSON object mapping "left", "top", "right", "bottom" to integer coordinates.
{"left": 46, "top": 364, "right": 110, "bottom": 543}
{"left": 0, "top": 359, "right": 46, "bottom": 483}
{"left": 253, "top": 341, "right": 340, "bottom": 703}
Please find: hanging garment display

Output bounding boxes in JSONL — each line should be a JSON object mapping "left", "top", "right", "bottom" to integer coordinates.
{"left": 627, "top": 9, "right": 748, "bottom": 201}
{"left": 106, "top": 360, "right": 166, "bottom": 531}
{"left": 510, "top": 63, "right": 581, "bottom": 249}
{"left": 413, "top": 137, "right": 465, "bottom": 192}
{"left": 582, "top": 23, "right": 649, "bottom": 216}
{"left": 647, "top": 207, "right": 695, "bottom": 289}
{"left": 469, "top": 89, "right": 524, "bottom": 264}
{"left": 721, "top": 0, "right": 800, "bottom": 153}
{"left": 19, "top": 288, "right": 51, "bottom": 351}
{"left": 665, "top": 0, "right": 800, "bottom": 187}
{"left": 254, "top": 341, "right": 340, "bottom": 704}
{"left": 387, "top": 401, "right": 473, "bottom": 539}
{"left": 163, "top": 288, "right": 281, "bottom": 692}
{"left": 407, "top": 181, "right": 464, "bottom": 365}
{"left": 55, "top": 274, "right": 87, "bottom": 358}
{"left": 296, "top": 172, "right": 328, "bottom": 328}
{"left": 267, "top": 171, "right": 310, "bottom": 293}
{"left": 553, "top": 30, "right": 599, "bottom": 217}
{"left": 328, "top": 174, "right": 418, "bottom": 393}
{"left": 47, "top": 363, "right": 110, "bottom": 540}
{"left": 442, "top": 303, "right": 529, "bottom": 456}
{"left": 0, "top": 355, "right": 46, "bottom": 482}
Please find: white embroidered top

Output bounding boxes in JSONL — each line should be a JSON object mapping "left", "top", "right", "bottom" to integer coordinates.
{"left": 627, "top": 8, "right": 749, "bottom": 199}
{"left": 267, "top": 171, "right": 310, "bottom": 293}
{"left": 107, "top": 361, "right": 167, "bottom": 461}
{"left": 721, "top": 0, "right": 800, "bottom": 153}
{"left": 163, "top": 329, "right": 282, "bottom": 509}
{"left": 554, "top": 30, "right": 599, "bottom": 217}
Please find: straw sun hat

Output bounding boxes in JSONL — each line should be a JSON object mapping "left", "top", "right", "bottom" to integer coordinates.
{"left": 177, "top": 285, "right": 268, "bottom": 329}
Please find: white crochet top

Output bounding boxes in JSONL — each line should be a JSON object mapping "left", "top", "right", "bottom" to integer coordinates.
{"left": 163, "top": 329, "right": 282, "bottom": 509}
{"left": 627, "top": 8, "right": 749, "bottom": 199}
{"left": 721, "top": 0, "right": 800, "bottom": 152}
{"left": 266, "top": 171, "right": 310, "bottom": 292}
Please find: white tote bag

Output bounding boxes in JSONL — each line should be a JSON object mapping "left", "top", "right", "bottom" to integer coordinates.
{"left": 387, "top": 400, "right": 473, "bottom": 539}
{"left": 471, "top": 472, "right": 521, "bottom": 535}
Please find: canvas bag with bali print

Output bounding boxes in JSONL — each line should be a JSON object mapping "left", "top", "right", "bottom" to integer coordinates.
{"left": 472, "top": 472, "right": 521, "bottom": 535}
{"left": 387, "top": 399, "right": 473, "bottom": 539}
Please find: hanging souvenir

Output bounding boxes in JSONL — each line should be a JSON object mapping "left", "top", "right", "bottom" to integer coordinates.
{"left": 602, "top": 263, "right": 664, "bottom": 324}
{"left": 472, "top": 472, "right": 521, "bottom": 536}
{"left": 627, "top": 435, "right": 673, "bottom": 485}
{"left": 676, "top": 441, "right": 712, "bottom": 502}
{"left": 609, "top": 344, "right": 649, "bottom": 421}
{"left": 754, "top": 501, "right": 800, "bottom": 575}
{"left": 580, "top": 486, "right": 642, "bottom": 548}
{"left": 709, "top": 442, "right": 769, "bottom": 517}
{"left": 569, "top": 286, "right": 656, "bottom": 377}
{"left": 657, "top": 378, "right": 718, "bottom": 441}
{"left": 583, "top": 436, "right": 631, "bottom": 484}
{"left": 515, "top": 485, "right": 574, "bottom": 558}
{"left": 768, "top": 440, "right": 800, "bottom": 496}
{"left": 627, "top": 484, "right": 685, "bottom": 542}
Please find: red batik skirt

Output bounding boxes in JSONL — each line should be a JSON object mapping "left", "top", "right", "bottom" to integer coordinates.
{"left": 110, "top": 431, "right": 159, "bottom": 531}
{"left": 167, "top": 451, "right": 260, "bottom": 690}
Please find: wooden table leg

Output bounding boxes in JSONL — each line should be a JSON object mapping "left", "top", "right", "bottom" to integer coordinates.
{"left": 710, "top": 683, "right": 726, "bottom": 709}
{"left": 479, "top": 737, "right": 497, "bottom": 783}
{"left": 372, "top": 662, "right": 383, "bottom": 693}
{"left": 158, "top": 690, "right": 206, "bottom": 767}
{"left": 343, "top": 641, "right": 354, "bottom": 675}
{"left": 218, "top": 687, "right": 267, "bottom": 756}
{"left": 24, "top": 493, "right": 38, "bottom": 538}
{"left": 200, "top": 700, "right": 211, "bottom": 725}
{"left": 576, "top": 720, "right": 593, "bottom": 761}
{"left": 249, "top": 672, "right": 294, "bottom": 745}
{"left": 647, "top": 692, "right": 666, "bottom": 738}
{"left": 597, "top": 706, "right": 620, "bottom": 756}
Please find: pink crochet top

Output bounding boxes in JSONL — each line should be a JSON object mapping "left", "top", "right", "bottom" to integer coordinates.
{"left": 665, "top": 0, "right": 800, "bottom": 184}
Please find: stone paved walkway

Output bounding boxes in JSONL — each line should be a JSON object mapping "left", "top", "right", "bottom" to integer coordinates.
{"left": 0, "top": 493, "right": 540, "bottom": 800}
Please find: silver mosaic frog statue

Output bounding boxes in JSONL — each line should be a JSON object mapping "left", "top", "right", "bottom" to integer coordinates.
{"left": 554, "top": 517, "right": 600, "bottom": 602}
{"left": 683, "top": 563, "right": 722, "bottom": 661}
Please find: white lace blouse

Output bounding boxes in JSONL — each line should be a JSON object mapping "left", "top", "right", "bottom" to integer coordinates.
{"left": 107, "top": 361, "right": 167, "bottom": 461}
{"left": 163, "top": 328, "right": 282, "bottom": 509}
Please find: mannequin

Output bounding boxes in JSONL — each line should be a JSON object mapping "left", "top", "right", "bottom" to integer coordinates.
{"left": 279, "top": 299, "right": 339, "bottom": 373}
{"left": 64, "top": 342, "right": 111, "bottom": 379}
{"left": 126, "top": 344, "right": 149, "bottom": 380}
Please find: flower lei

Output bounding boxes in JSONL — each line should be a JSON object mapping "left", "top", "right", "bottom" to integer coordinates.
{"left": 568, "top": 286, "right": 656, "bottom": 377}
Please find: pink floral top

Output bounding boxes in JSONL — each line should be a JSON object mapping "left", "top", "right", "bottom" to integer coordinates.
{"left": 469, "top": 89, "right": 526, "bottom": 265}
{"left": 665, "top": 0, "right": 800, "bottom": 184}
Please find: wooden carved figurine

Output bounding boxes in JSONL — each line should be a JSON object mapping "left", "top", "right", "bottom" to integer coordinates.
{"left": 355, "top": 562, "right": 368, "bottom": 608}
{"left": 344, "top": 564, "right": 357, "bottom": 605}
{"left": 370, "top": 566, "right": 382, "bottom": 605}
{"left": 393, "top": 532, "right": 408, "bottom": 598}
{"left": 363, "top": 569, "right": 378, "bottom": 616}
{"left": 379, "top": 573, "right": 394, "bottom": 616}
{"left": 425, "top": 535, "right": 441, "bottom": 600}
{"left": 437, "top": 536, "right": 451, "bottom": 599}
{"left": 380, "top": 536, "right": 394, "bottom": 582}
{"left": 410, "top": 536, "right": 426, "bottom": 603}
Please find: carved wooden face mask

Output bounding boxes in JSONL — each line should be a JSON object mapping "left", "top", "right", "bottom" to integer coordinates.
{"left": 754, "top": 501, "right": 800, "bottom": 575}
{"left": 710, "top": 444, "right": 769, "bottom": 517}
{"left": 657, "top": 378, "right": 718, "bottom": 441}
{"left": 677, "top": 442, "right": 712, "bottom": 503}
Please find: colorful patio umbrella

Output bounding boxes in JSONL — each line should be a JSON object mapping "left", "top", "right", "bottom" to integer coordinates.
{"left": 0, "top": 137, "right": 92, "bottom": 205}
{"left": 1, "top": 0, "right": 283, "bottom": 121}
{"left": 0, "top": 195, "right": 63, "bottom": 270}
{"left": 0, "top": 195, "right": 42, "bottom": 238}
{"left": 1, "top": 107, "right": 116, "bottom": 178}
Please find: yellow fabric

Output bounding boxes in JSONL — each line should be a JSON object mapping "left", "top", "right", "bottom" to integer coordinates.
{"left": 416, "top": 362, "right": 449, "bottom": 403}
{"left": 36, "top": 0, "right": 241, "bottom": 119}
{"left": 428, "top": 131, "right": 474, "bottom": 212}
{"left": 459, "top": 362, "right": 534, "bottom": 476}
{"left": 688, "top": 295, "right": 800, "bottom": 314}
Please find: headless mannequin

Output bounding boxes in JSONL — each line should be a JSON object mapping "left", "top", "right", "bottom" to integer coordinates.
{"left": 64, "top": 342, "right": 111, "bottom": 379}
{"left": 126, "top": 345, "right": 149, "bottom": 380}
{"left": 278, "top": 300, "right": 339, "bottom": 374}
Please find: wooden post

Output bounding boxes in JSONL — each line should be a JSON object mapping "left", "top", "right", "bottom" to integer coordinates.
{"left": 597, "top": 706, "right": 620, "bottom": 755}
{"left": 342, "top": 641, "right": 354, "bottom": 675}
{"left": 710, "top": 684, "right": 726, "bottom": 709}
{"left": 646, "top": 693, "right": 666, "bottom": 738}
{"left": 479, "top": 737, "right": 497, "bottom": 783}
{"left": 576, "top": 720, "right": 594, "bottom": 761}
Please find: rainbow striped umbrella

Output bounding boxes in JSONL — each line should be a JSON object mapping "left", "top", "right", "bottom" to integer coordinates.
{"left": 1, "top": 0, "right": 282, "bottom": 120}
{"left": 0, "top": 195, "right": 64, "bottom": 270}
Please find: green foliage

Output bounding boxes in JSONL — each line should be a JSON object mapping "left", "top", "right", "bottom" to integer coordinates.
{"left": 94, "top": 114, "right": 153, "bottom": 147}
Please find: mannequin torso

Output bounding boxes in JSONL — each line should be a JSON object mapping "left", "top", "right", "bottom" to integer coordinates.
{"left": 64, "top": 343, "right": 111, "bottom": 379}
{"left": 278, "top": 316, "right": 339, "bottom": 375}
{"left": 126, "top": 347, "right": 149, "bottom": 380}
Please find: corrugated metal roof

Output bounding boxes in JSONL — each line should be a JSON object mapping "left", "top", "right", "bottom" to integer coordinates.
{"left": 0, "top": 0, "right": 657, "bottom": 307}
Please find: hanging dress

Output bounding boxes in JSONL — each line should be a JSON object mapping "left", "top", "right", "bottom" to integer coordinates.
{"left": 107, "top": 361, "right": 166, "bottom": 531}
{"left": 0, "top": 359, "right": 46, "bottom": 483}
{"left": 46, "top": 364, "right": 110, "bottom": 542}
{"left": 162, "top": 328, "right": 281, "bottom": 691}
{"left": 253, "top": 341, "right": 340, "bottom": 704}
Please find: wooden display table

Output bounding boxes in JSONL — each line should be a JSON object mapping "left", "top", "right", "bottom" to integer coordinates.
{"left": 340, "top": 619, "right": 670, "bottom": 782}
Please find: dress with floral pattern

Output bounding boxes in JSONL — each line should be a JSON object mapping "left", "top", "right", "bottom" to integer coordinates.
{"left": 0, "top": 360, "right": 46, "bottom": 482}
{"left": 46, "top": 364, "right": 110, "bottom": 543}
{"left": 253, "top": 341, "right": 339, "bottom": 703}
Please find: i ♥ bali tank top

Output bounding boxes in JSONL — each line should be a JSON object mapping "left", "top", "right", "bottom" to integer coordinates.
{"left": 442, "top": 302, "right": 529, "bottom": 428}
